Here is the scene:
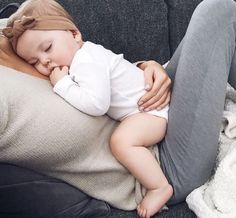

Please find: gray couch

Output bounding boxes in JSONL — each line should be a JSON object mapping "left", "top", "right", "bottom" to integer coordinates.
{"left": 0, "top": 0, "right": 203, "bottom": 217}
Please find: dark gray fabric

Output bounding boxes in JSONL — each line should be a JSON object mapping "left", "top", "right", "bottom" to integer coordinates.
{"left": 166, "top": 0, "right": 203, "bottom": 55}
{"left": 110, "top": 202, "right": 196, "bottom": 218}
{"left": 0, "top": 164, "right": 196, "bottom": 218}
{"left": 0, "top": 164, "right": 110, "bottom": 218}
{"left": 0, "top": 3, "right": 19, "bottom": 18}
{"left": 58, "top": 0, "right": 170, "bottom": 64}
{"left": 0, "top": 0, "right": 24, "bottom": 10}
{"left": 0, "top": 0, "right": 23, "bottom": 18}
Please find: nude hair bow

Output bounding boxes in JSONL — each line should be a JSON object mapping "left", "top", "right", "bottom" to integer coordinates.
{"left": 2, "top": 16, "right": 36, "bottom": 51}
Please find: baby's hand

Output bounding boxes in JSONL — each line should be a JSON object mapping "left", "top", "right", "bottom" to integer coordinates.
{"left": 50, "top": 66, "right": 69, "bottom": 86}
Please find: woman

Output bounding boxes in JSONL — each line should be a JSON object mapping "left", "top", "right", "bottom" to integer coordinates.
{"left": 1, "top": 0, "right": 236, "bottom": 217}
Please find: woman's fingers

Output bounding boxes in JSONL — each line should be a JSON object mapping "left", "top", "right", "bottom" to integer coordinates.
{"left": 139, "top": 76, "right": 171, "bottom": 108}
{"left": 139, "top": 88, "right": 170, "bottom": 111}
{"left": 143, "top": 67, "right": 154, "bottom": 91}
{"left": 153, "top": 91, "right": 171, "bottom": 110}
{"left": 137, "top": 60, "right": 172, "bottom": 109}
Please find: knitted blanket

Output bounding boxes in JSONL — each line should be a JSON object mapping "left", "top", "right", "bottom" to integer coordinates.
{"left": 186, "top": 85, "right": 236, "bottom": 218}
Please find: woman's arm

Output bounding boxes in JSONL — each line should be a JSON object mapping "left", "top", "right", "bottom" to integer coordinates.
{"left": 137, "top": 60, "right": 171, "bottom": 111}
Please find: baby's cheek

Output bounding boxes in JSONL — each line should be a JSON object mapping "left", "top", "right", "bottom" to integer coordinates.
{"left": 35, "top": 64, "right": 51, "bottom": 76}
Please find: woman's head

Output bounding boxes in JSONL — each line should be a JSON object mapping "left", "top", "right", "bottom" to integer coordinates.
{"left": 3, "top": 0, "right": 82, "bottom": 75}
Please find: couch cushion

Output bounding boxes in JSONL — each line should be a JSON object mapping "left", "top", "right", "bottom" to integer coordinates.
{"left": 0, "top": 3, "right": 19, "bottom": 18}
{"left": 57, "top": 0, "right": 170, "bottom": 64}
{"left": 0, "top": 0, "right": 23, "bottom": 14}
{"left": 166, "top": 0, "right": 203, "bottom": 55}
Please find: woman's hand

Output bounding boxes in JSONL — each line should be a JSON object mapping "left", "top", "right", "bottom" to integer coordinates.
{"left": 137, "top": 60, "right": 171, "bottom": 111}
{"left": 49, "top": 66, "right": 69, "bottom": 86}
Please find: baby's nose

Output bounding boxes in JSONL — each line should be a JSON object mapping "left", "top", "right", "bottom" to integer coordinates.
{"left": 40, "top": 55, "right": 50, "bottom": 65}
{"left": 43, "top": 59, "right": 50, "bottom": 65}
{"left": 42, "top": 60, "right": 51, "bottom": 71}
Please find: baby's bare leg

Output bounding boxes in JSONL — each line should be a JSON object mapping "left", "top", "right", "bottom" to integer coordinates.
{"left": 110, "top": 113, "right": 173, "bottom": 218}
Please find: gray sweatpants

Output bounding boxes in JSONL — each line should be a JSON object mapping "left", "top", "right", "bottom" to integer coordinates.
{"left": 158, "top": 0, "right": 236, "bottom": 204}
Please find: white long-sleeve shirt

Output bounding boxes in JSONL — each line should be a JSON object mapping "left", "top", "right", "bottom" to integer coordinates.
{"left": 54, "top": 41, "right": 168, "bottom": 121}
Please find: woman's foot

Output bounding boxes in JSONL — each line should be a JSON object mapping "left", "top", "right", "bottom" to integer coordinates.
{"left": 137, "top": 184, "right": 173, "bottom": 218}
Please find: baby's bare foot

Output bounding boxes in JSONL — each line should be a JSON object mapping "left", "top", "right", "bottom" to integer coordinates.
{"left": 137, "top": 184, "right": 173, "bottom": 218}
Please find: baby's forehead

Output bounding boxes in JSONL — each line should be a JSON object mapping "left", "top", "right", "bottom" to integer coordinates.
{"left": 16, "top": 29, "right": 68, "bottom": 54}
{"left": 30, "top": 29, "right": 68, "bottom": 37}
{"left": 20, "top": 29, "right": 53, "bottom": 44}
{"left": 16, "top": 30, "right": 45, "bottom": 57}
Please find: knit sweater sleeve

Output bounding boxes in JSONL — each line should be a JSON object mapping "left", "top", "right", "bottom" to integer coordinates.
{"left": 0, "top": 96, "right": 8, "bottom": 135}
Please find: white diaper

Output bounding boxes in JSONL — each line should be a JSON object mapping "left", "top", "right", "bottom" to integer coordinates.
{"left": 121, "top": 105, "right": 169, "bottom": 121}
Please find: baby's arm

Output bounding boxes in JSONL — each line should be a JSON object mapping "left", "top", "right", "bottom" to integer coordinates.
{"left": 51, "top": 63, "right": 111, "bottom": 116}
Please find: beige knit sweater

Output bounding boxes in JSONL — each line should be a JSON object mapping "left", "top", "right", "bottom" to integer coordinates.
{"left": 0, "top": 66, "right": 147, "bottom": 210}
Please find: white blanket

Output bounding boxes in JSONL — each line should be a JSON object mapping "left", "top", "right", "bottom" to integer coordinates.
{"left": 186, "top": 84, "right": 236, "bottom": 218}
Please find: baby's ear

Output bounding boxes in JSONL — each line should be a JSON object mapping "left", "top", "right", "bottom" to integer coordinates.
{"left": 71, "top": 30, "right": 82, "bottom": 42}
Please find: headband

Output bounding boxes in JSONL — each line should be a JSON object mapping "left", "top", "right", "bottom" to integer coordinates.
{"left": 2, "top": 15, "right": 78, "bottom": 51}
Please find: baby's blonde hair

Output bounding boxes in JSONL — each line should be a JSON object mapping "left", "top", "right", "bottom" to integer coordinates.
{"left": 7, "top": 0, "right": 75, "bottom": 28}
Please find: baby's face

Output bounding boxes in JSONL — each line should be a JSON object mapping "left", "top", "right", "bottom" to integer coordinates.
{"left": 16, "top": 29, "right": 82, "bottom": 76}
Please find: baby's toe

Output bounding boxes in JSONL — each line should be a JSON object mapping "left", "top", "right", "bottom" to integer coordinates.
{"left": 142, "top": 208, "right": 147, "bottom": 218}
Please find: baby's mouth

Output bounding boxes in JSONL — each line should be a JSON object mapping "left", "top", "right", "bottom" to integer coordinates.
{"left": 49, "top": 66, "right": 59, "bottom": 72}
{"left": 49, "top": 66, "right": 69, "bottom": 75}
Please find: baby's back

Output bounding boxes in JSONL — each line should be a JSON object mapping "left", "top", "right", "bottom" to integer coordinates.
{"left": 108, "top": 58, "right": 146, "bottom": 120}
{"left": 74, "top": 42, "right": 147, "bottom": 120}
